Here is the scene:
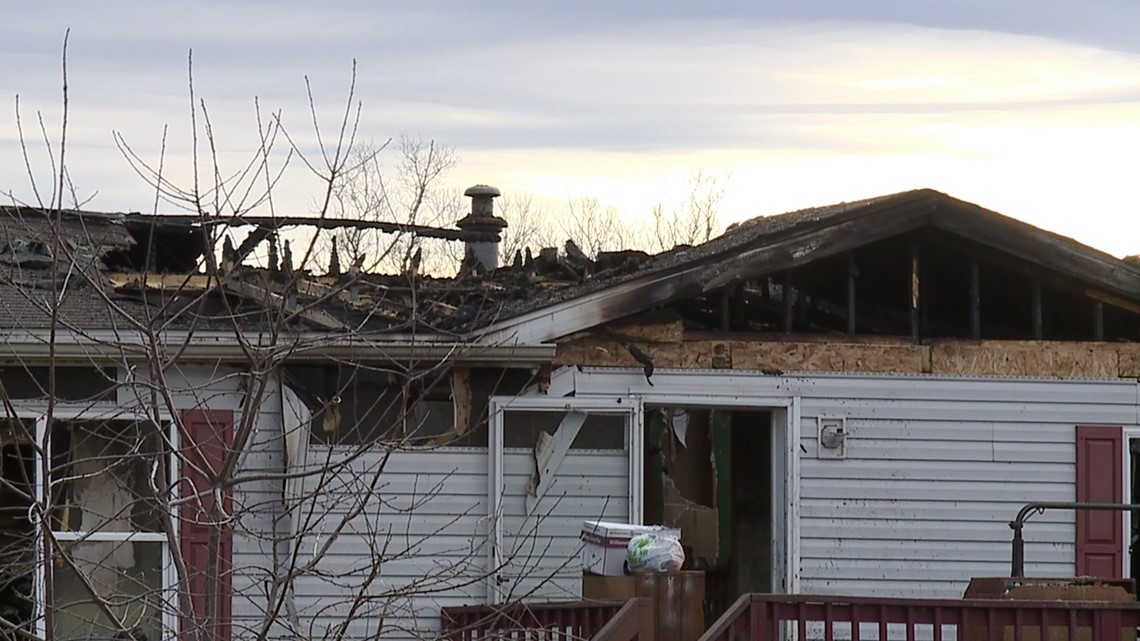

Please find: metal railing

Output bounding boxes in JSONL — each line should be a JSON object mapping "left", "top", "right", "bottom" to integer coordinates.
{"left": 699, "top": 593, "right": 1140, "bottom": 641}
{"left": 441, "top": 598, "right": 653, "bottom": 641}
{"left": 1009, "top": 501, "right": 1140, "bottom": 577}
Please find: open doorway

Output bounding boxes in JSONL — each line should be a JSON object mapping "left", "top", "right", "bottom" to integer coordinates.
{"left": 642, "top": 406, "right": 778, "bottom": 620}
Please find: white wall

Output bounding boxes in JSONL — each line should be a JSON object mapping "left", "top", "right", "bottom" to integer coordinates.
{"left": 292, "top": 446, "right": 490, "bottom": 641}
{"left": 569, "top": 368, "right": 1140, "bottom": 600}
{"left": 793, "top": 374, "right": 1139, "bottom": 599}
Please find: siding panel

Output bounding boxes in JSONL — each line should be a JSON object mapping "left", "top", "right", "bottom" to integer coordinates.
{"left": 797, "top": 375, "right": 1137, "bottom": 601}
{"left": 500, "top": 449, "right": 629, "bottom": 602}
{"left": 293, "top": 447, "right": 488, "bottom": 641}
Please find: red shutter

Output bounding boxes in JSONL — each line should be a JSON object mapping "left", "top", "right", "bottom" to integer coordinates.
{"left": 1075, "top": 424, "right": 1124, "bottom": 577}
{"left": 180, "top": 409, "right": 234, "bottom": 641}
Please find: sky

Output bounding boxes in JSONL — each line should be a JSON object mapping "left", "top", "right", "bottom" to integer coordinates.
{"left": 4, "top": 1, "right": 1140, "bottom": 256}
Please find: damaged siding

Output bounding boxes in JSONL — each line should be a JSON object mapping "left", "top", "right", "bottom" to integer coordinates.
{"left": 501, "top": 449, "right": 629, "bottom": 601}
{"left": 795, "top": 374, "right": 1138, "bottom": 599}
{"left": 293, "top": 448, "right": 489, "bottom": 641}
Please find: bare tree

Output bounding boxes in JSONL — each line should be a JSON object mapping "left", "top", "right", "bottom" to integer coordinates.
{"left": 0, "top": 43, "right": 595, "bottom": 641}
{"left": 647, "top": 169, "right": 728, "bottom": 253}
{"left": 327, "top": 133, "right": 460, "bottom": 276}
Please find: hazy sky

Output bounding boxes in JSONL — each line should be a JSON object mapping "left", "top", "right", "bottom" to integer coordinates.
{"left": 4, "top": 2, "right": 1140, "bottom": 256}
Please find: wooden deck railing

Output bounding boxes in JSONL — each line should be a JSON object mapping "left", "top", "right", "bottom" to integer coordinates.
{"left": 441, "top": 598, "right": 653, "bottom": 641}
{"left": 699, "top": 593, "right": 1140, "bottom": 641}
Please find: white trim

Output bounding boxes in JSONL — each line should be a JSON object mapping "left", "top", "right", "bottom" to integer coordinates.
{"left": 487, "top": 398, "right": 505, "bottom": 604}
{"left": 7, "top": 403, "right": 168, "bottom": 422}
{"left": 1123, "top": 427, "right": 1140, "bottom": 578}
{"left": 0, "top": 328, "right": 556, "bottom": 364}
{"left": 630, "top": 401, "right": 645, "bottom": 525}
{"left": 787, "top": 396, "right": 802, "bottom": 594}
{"left": 33, "top": 415, "right": 47, "bottom": 641}
{"left": 52, "top": 531, "right": 167, "bottom": 542}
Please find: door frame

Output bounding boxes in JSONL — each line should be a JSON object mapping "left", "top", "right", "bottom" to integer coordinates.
{"left": 486, "top": 395, "right": 642, "bottom": 603}
{"left": 635, "top": 393, "right": 801, "bottom": 595}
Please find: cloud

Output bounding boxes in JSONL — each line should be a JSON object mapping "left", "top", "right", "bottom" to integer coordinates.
{"left": 4, "top": 2, "right": 1140, "bottom": 258}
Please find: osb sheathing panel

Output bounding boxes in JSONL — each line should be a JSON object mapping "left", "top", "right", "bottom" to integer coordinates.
{"left": 731, "top": 341, "right": 930, "bottom": 374}
{"left": 931, "top": 341, "right": 1119, "bottom": 378}
{"left": 605, "top": 320, "right": 684, "bottom": 343}
{"left": 554, "top": 339, "right": 726, "bottom": 369}
{"left": 1117, "top": 344, "right": 1140, "bottom": 378}
{"left": 557, "top": 336, "right": 1140, "bottom": 378}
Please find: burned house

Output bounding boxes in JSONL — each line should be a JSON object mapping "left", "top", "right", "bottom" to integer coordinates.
{"left": 3, "top": 187, "right": 1140, "bottom": 640}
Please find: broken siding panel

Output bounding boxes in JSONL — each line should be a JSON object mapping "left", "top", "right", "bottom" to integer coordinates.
{"left": 796, "top": 375, "right": 1137, "bottom": 600}
{"left": 500, "top": 449, "right": 629, "bottom": 601}
{"left": 292, "top": 447, "right": 488, "bottom": 641}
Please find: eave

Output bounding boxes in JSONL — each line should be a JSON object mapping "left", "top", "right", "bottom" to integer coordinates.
{"left": 0, "top": 329, "right": 555, "bottom": 367}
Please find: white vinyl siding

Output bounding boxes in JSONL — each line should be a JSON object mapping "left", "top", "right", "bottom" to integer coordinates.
{"left": 292, "top": 447, "right": 489, "bottom": 641}
{"left": 793, "top": 374, "right": 1137, "bottom": 599}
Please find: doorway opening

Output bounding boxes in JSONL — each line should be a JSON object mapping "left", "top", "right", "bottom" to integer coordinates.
{"left": 643, "top": 406, "right": 779, "bottom": 621}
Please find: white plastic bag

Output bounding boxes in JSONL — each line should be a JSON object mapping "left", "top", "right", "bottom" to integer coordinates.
{"left": 626, "top": 532, "right": 685, "bottom": 573}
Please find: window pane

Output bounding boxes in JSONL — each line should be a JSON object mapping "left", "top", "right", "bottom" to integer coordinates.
{"left": 50, "top": 421, "right": 164, "bottom": 533}
{"left": 51, "top": 540, "right": 165, "bottom": 641}
{"left": 503, "top": 411, "right": 627, "bottom": 450}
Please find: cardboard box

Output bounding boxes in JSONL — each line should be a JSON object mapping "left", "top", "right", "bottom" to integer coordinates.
{"left": 580, "top": 520, "right": 681, "bottom": 576}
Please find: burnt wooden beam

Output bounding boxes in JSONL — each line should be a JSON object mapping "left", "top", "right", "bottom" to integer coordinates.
{"left": 1093, "top": 301, "right": 1105, "bottom": 341}
{"left": 733, "top": 282, "right": 747, "bottom": 327}
{"left": 970, "top": 255, "right": 981, "bottom": 339}
{"left": 783, "top": 271, "right": 794, "bottom": 334}
{"left": 1031, "top": 279, "right": 1043, "bottom": 340}
{"left": 910, "top": 241, "right": 920, "bottom": 340}
{"left": 719, "top": 287, "right": 732, "bottom": 331}
{"left": 933, "top": 200, "right": 1140, "bottom": 303}
{"left": 847, "top": 255, "right": 857, "bottom": 335}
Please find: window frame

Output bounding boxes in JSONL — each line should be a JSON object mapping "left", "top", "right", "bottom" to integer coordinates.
{"left": 22, "top": 407, "right": 179, "bottom": 641}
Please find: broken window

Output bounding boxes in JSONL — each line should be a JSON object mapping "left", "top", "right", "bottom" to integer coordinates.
{"left": 293, "top": 365, "right": 537, "bottom": 447}
{"left": 43, "top": 419, "right": 170, "bottom": 641}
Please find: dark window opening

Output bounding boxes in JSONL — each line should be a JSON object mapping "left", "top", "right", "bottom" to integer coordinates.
{"left": 0, "top": 366, "right": 117, "bottom": 402}
{"left": 502, "top": 411, "right": 626, "bottom": 451}
{"left": 0, "top": 421, "right": 34, "bottom": 633}
{"left": 292, "top": 365, "right": 539, "bottom": 447}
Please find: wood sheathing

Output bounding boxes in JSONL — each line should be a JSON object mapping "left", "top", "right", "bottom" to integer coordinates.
{"left": 555, "top": 317, "right": 1140, "bottom": 379}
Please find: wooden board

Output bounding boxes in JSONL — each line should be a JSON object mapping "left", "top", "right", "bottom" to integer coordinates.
{"left": 557, "top": 335, "right": 1140, "bottom": 379}
{"left": 931, "top": 341, "right": 1118, "bottom": 378}
{"left": 731, "top": 340, "right": 929, "bottom": 374}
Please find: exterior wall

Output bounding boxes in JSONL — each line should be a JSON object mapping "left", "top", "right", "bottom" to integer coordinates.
{"left": 201, "top": 364, "right": 1140, "bottom": 639}
{"left": 126, "top": 363, "right": 289, "bottom": 640}
{"left": 293, "top": 446, "right": 490, "bottom": 641}
{"left": 793, "top": 374, "right": 1138, "bottom": 599}
{"left": 568, "top": 368, "right": 1140, "bottom": 601}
